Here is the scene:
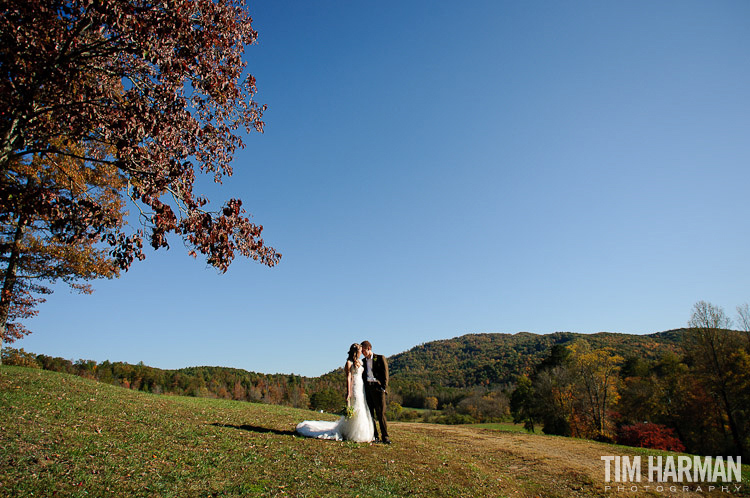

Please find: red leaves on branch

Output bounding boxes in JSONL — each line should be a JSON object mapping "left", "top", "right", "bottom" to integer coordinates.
{"left": 182, "top": 198, "right": 276, "bottom": 271}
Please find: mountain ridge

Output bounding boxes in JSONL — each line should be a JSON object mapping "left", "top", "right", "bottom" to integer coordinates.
{"left": 177, "top": 328, "right": 687, "bottom": 381}
{"left": 383, "top": 328, "right": 686, "bottom": 387}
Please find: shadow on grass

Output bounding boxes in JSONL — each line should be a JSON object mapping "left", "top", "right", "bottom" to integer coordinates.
{"left": 210, "top": 422, "right": 297, "bottom": 437}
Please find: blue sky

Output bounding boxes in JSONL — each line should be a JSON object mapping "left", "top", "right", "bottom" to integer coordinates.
{"left": 16, "top": 0, "right": 750, "bottom": 377}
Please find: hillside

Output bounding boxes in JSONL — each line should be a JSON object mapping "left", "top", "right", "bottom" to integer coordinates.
{"left": 5, "top": 329, "right": 686, "bottom": 404}
{"left": 2, "top": 366, "right": 746, "bottom": 497}
{"left": 383, "top": 329, "right": 684, "bottom": 388}
{"left": 319, "top": 330, "right": 683, "bottom": 386}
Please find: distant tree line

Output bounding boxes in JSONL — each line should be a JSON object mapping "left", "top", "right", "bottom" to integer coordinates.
{"left": 0, "top": 349, "right": 337, "bottom": 410}
{"left": 1, "top": 345, "right": 515, "bottom": 426}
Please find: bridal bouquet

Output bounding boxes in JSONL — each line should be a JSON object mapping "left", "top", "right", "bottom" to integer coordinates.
{"left": 343, "top": 404, "right": 355, "bottom": 419}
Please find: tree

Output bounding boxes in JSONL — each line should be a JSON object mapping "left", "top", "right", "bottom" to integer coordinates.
{"left": 510, "top": 344, "right": 574, "bottom": 436}
{"left": 533, "top": 365, "right": 576, "bottom": 436}
{"left": 386, "top": 401, "right": 404, "bottom": 421}
{"left": 423, "top": 396, "right": 438, "bottom": 410}
{"left": 737, "top": 303, "right": 750, "bottom": 349}
{"left": 310, "top": 388, "right": 345, "bottom": 413}
{"left": 1, "top": 0, "right": 281, "bottom": 351}
{"left": 1, "top": 147, "right": 123, "bottom": 359}
{"left": 456, "top": 389, "right": 509, "bottom": 423}
{"left": 510, "top": 375, "right": 537, "bottom": 432}
{"left": 687, "top": 301, "right": 746, "bottom": 457}
{"left": 568, "top": 340, "right": 623, "bottom": 439}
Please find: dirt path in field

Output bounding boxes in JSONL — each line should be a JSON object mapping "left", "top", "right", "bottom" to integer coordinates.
{"left": 397, "top": 423, "right": 727, "bottom": 497}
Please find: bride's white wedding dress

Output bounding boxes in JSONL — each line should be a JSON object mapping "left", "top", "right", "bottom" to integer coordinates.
{"left": 296, "top": 364, "right": 374, "bottom": 442}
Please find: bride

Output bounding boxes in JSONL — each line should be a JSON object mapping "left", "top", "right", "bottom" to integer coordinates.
{"left": 296, "top": 343, "right": 374, "bottom": 442}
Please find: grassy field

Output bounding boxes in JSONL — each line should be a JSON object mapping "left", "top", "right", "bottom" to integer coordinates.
{"left": 1, "top": 366, "right": 747, "bottom": 497}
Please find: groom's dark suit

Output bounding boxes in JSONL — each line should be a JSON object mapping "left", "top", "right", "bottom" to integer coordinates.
{"left": 362, "top": 353, "right": 389, "bottom": 441}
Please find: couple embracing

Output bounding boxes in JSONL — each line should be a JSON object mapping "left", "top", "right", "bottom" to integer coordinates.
{"left": 296, "top": 341, "right": 390, "bottom": 444}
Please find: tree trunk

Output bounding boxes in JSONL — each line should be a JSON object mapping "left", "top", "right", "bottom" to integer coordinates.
{"left": 718, "top": 379, "right": 745, "bottom": 458}
{"left": 0, "top": 215, "right": 27, "bottom": 366}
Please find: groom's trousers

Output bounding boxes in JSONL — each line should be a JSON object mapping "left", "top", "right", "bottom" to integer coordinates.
{"left": 365, "top": 382, "right": 388, "bottom": 440}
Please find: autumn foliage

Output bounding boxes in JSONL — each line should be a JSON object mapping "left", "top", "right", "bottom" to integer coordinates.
{"left": 1, "top": 149, "right": 123, "bottom": 343}
{"left": 617, "top": 423, "right": 685, "bottom": 452}
{"left": 1, "top": 0, "right": 280, "bottom": 344}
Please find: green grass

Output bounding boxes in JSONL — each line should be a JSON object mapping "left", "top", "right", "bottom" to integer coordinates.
{"left": 0, "top": 367, "right": 504, "bottom": 497}
{"left": 1, "top": 366, "right": 747, "bottom": 497}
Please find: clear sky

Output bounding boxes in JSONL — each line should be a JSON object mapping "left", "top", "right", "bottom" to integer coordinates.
{"left": 15, "top": 0, "right": 750, "bottom": 377}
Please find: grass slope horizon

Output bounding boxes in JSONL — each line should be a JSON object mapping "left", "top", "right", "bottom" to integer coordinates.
{"left": 2, "top": 366, "right": 747, "bottom": 497}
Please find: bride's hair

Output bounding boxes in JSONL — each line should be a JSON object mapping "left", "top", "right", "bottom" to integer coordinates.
{"left": 347, "top": 343, "right": 361, "bottom": 369}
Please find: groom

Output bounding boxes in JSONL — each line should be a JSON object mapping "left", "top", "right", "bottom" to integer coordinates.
{"left": 361, "top": 340, "right": 390, "bottom": 444}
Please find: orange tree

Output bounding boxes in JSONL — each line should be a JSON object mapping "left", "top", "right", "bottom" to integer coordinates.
{"left": 1, "top": 145, "right": 123, "bottom": 351}
{"left": 568, "top": 340, "right": 623, "bottom": 439}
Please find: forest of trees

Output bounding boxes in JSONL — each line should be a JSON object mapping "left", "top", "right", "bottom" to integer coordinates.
{"left": 3, "top": 301, "right": 748, "bottom": 458}
{"left": 1, "top": 348, "right": 344, "bottom": 410}
{"left": 510, "top": 302, "right": 750, "bottom": 459}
